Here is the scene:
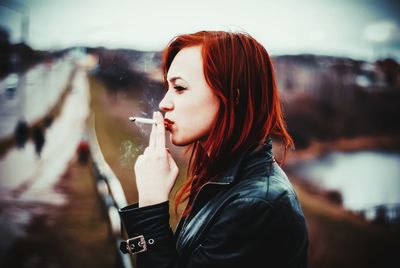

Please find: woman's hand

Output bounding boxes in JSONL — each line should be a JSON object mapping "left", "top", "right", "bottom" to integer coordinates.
{"left": 134, "top": 111, "right": 179, "bottom": 207}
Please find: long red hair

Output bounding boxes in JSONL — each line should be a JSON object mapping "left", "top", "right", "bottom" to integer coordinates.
{"left": 161, "top": 31, "right": 293, "bottom": 216}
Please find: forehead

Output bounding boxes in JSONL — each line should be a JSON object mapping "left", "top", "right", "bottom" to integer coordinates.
{"left": 167, "top": 46, "right": 203, "bottom": 81}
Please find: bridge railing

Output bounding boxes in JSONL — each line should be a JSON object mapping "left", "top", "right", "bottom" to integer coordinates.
{"left": 86, "top": 114, "right": 134, "bottom": 268}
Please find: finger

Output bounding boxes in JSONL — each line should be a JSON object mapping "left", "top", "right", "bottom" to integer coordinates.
{"left": 135, "top": 154, "right": 143, "bottom": 169}
{"left": 155, "top": 111, "right": 166, "bottom": 151}
{"left": 148, "top": 112, "right": 157, "bottom": 149}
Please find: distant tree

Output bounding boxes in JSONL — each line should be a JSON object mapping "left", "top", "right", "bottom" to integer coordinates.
{"left": 376, "top": 58, "right": 400, "bottom": 89}
{"left": 94, "top": 49, "right": 145, "bottom": 90}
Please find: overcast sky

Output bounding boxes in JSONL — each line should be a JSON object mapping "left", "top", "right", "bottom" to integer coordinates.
{"left": 1, "top": 0, "right": 399, "bottom": 61}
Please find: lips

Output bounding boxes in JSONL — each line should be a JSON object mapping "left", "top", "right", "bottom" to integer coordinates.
{"left": 164, "top": 118, "right": 174, "bottom": 131}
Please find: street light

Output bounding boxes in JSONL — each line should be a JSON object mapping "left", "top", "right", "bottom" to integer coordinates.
{"left": 0, "top": 0, "right": 29, "bottom": 44}
{"left": 0, "top": 1, "right": 30, "bottom": 147}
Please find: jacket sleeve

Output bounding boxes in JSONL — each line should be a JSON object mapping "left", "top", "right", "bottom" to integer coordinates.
{"left": 119, "top": 198, "right": 273, "bottom": 268}
{"left": 119, "top": 201, "right": 178, "bottom": 268}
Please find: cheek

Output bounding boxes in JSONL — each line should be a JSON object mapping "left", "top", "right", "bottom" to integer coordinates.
{"left": 172, "top": 91, "right": 220, "bottom": 144}
{"left": 187, "top": 96, "right": 219, "bottom": 136}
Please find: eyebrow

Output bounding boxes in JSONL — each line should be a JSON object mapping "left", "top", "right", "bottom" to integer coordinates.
{"left": 168, "top": 76, "right": 185, "bottom": 83}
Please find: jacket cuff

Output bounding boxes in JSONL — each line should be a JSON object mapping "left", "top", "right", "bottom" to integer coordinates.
{"left": 119, "top": 201, "right": 172, "bottom": 239}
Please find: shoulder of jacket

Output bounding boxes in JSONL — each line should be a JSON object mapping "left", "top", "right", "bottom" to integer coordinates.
{"left": 233, "top": 164, "right": 297, "bottom": 204}
{"left": 222, "top": 196, "right": 274, "bottom": 216}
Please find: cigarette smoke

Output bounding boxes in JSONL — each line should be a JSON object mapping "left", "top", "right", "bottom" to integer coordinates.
{"left": 119, "top": 140, "right": 144, "bottom": 170}
{"left": 121, "top": 92, "right": 162, "bottom": 169}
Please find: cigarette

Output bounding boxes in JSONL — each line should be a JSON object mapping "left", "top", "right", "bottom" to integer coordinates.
{"left": 129, "top": 116, "right": 156, "bottom": 125}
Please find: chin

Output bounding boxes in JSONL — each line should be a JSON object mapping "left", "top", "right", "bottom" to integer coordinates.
{"left": 169, "top": 133, "right": 194, "bottom": 147}
{"left": 171, "top": 138, "right": 192, "bottom": 147}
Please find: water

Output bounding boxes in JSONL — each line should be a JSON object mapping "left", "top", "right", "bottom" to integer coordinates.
{"left": 295, "top": 150, "right": 400, "bottom": 220}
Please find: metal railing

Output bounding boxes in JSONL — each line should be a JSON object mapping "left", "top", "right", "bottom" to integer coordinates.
{"left": 86, "top": 114, "right": 134, "bottom": 268}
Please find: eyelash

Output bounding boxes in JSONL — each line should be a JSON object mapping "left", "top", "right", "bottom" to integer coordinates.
{"left": 174, "top": 86, "right": 186, "bottom": 92}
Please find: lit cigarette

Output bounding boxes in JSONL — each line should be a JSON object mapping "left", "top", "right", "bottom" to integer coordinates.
{"left": 129, "top": 116, "right": 156, "bottom": 125}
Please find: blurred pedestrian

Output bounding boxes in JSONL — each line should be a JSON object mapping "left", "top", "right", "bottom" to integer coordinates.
{"left": 77, "top": 139, "right": 90, "bottom": 165}
{"left": 15, "top": 120, "right": 29, "bottom": 148}
{"left": 32, "top": 125, "right": 45, "bottom": 156}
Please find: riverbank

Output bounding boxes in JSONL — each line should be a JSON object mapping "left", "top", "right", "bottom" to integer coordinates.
{"left": 284, "top": 135, "right": 400, "bottom": 165}
{"left": 293, "top": 176, "right": 400, "bottom": 268}
{"left": 281, "top": 135, "right": 400, "bottom": 200}
{"left": 284, "top": 135, "right": 400, "bottom": 268}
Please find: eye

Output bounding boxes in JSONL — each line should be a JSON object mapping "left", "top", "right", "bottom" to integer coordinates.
{"left": 174, "top": 86, "right": 186, "bottom": 92}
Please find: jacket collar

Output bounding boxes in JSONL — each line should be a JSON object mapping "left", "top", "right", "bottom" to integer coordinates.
{"left": 210, "top": 136, "right": 274, "bottom": 184}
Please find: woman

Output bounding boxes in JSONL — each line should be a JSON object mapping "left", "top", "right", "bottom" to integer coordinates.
{"left": 119, "top": 31, "right": 309, "bottom": 268}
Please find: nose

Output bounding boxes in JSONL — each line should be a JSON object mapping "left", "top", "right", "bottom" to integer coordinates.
{"left": 159, "top": 91, "right": 174, "bottom": 112}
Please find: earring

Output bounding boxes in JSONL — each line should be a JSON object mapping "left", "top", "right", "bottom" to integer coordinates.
{"left": 234, "top": 88, "right": 240, "bottom": 105}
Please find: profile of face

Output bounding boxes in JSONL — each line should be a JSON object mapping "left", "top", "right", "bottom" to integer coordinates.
{"left": 159, "top": 46, "right": 220, "bottom": 146}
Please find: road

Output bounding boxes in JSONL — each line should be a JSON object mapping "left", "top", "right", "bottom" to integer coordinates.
{"left": 0, "top": 58, "right": 74, "bottom": 139}
{"left": 0, "top": 60, "right": 90, "bottom": 260}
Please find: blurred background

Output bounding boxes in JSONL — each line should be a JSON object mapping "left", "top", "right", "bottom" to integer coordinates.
{"left": 0, "top": 0, "right": 399, "bottom": 267}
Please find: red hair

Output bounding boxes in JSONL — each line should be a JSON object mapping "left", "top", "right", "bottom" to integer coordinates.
{"left": 161, "top": 31, "right": 293, "bottom": 216}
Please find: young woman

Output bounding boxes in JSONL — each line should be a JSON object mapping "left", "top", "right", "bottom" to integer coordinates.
{"left": 119, "top": 31, "right": 309, "bottom": 268}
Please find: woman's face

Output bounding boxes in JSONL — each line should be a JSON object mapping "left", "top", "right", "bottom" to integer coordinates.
{"left": 159, "top": 46, "right": 220, "bottom": 146}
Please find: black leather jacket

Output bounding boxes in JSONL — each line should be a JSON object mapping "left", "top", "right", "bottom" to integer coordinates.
{"left": 119, "top": 139, "right": 309, "bottom": 268}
